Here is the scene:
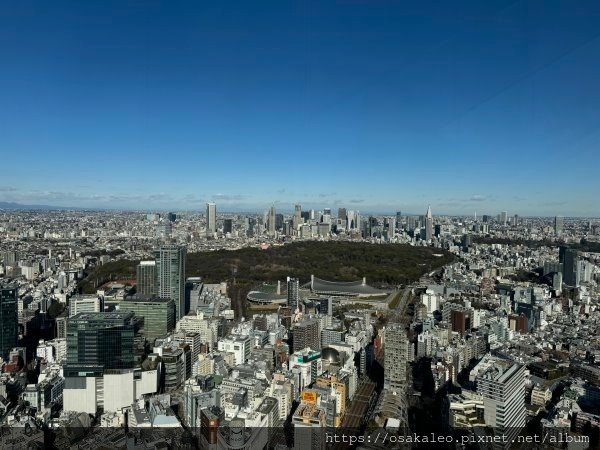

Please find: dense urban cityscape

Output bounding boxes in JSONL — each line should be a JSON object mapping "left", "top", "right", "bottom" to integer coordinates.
{"left": 0, "top": 203, "right": 599, "bottom": 448}
{"left": 3, "top": 1, "right": 600, "bottom": 449}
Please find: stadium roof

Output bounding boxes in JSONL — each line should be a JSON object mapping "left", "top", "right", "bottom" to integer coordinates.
{"left": 311, "top": 277, "right": 387, "bottom": 296}
{"left": 246, "top": 291, "right": 287, "bottom": 304}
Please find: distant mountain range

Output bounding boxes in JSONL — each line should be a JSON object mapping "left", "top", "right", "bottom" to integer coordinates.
{"left": 0, "top": 201, "right": 81, "bottom": 211}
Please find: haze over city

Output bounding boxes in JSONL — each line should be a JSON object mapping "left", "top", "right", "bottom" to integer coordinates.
{"left": 2, "top": 1, "right": 600, "bottom": 216}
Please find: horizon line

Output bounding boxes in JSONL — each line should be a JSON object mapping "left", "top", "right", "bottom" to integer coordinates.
{"left": 0, "top": 202, "right": 598, "bottom": 219}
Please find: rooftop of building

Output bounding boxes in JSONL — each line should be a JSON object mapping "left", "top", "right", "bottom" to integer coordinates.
{"left": 123, "top": 294, "right": 173, "bottom": 303}
{"left": 69, "top": 311, "right": 134, "bottom": 321}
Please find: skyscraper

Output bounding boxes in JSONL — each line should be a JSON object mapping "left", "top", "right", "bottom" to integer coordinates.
{"left": 275, "top": 213, "right": 284, "bottom": 230}
{"left": 293, "top": 204, "right": 302, "bottom": 232}
{"left": 554, "top": 216, "right": 564, "bottom": 235}
{"left": 384, "top": 323, "right": 408, "bottom": 391}
{"left": 155, "top": 245, "right": 187, "bottom": 320}
{"left": 395, "top": 211, "right": 402, "bottom": 229}
{"left": 223, "top": 218, "right": 233, "bottom": 234}
{"left": 0, "top": 284, "right": 18, "bottom": 360}
{"left": 384, "top": 217, "right": 396, "bottom": 239}
{"left": 347, "top": 210, "right": 356, "bottom": 230}
{"left": 246, "top": 217, "right": 256, "bottom": 237}
{"left": 267, "top": 205, "right": 276, "bottom": 236}
{"left": 64, "top": 311, "right": 136, "bottom": 377}
{"left": 136, "top": 260, "right": 157, "bottom": 296}
{"left": 206, "top": 202, "right": 217, "bottom": 237}
{"left": 500, "top": 211, "right": 508, "bottom": 225}
{"left": 560, "top": 246, "right": 580, "bottom": 287}
{"left": 425, "top": 205, "right": 433, "bottom": 241}
{"left": 337, "top": 208, "right": 347, "bottom": 222}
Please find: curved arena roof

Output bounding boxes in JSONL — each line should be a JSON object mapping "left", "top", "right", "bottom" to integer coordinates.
{"left": 311, "top": 277, "right": 387, "bottom": 296}
{"left": 246, "top": 291, "right": 287, "bottom": 304}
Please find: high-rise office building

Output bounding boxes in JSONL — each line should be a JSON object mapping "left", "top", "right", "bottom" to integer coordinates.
{"left": 275, "top": 213, "right": 284, "bottom": 230}
{"left": 384, "top": 323, "right": 409, "bottom": 391}
{"left": 554, "top": 216, "right": 564, "bottom": 236}
{"left": 64, "top": 311, "right": 136, "bottom": 378}
{"left": 347, "top": 210, "right": 356, "bottom": 230}
{"left": 136, "top": 261, "right": 157, "bottom": 296}
{"left": 395, "top": 211, "right": 402, "bottom": 229}
{"left": 121, "top": 295, "right": 175, "bottom": 341}
{"left": 389, "top": 217, "right": 396, "bottom": 234}
{"left": 246, "top": 217, "right": 256, "bottom": 237}
{"left": 0, "top": 284, "right": 18, "bottom": 360}
{"left": 206, "top": 202, "right": 217, "bottom": 237}
{"left": 500, "top": 211, "right": 508, "bottom": 225}
{"left": 223, "top": 219, "right": 233, "bottom": 234}
{"left": 425, "top": 205, "right": 433, "bottom": 241}
{"left": 560, "top": 246, "right": 580, "bottom": 287}
{"left": 155, "top": 245, "right": 187, "bottom": 320}
{"left": 267, "top": 205, "right": 276, "bottom": 236}
{"left": 476, "top": 358, "right": 526, "bottom": 445}
{"left": 337, "top": 208, "right": 347, "bottom": 222}
{"left": 287, "top": 277, "right": 299, "bottom": 310}
{"left": 293, "top": 204, "right": 302, "bottom": 232}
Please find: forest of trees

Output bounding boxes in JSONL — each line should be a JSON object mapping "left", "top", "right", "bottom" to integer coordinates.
{"left": 79, "top": 241, "right": 455, "bottom": 296}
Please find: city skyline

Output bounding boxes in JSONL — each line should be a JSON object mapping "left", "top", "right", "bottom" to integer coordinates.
{"left": 1, "top": 1, "right": 599, "bottom": 443}
{"left": 1, "top": 1, "right": 600, "bottom": 216}
{"left": 0, "top": 199, "right": 597, "bottom": 219}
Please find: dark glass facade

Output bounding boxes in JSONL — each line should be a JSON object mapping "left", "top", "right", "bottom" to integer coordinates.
{"left": 121, "top": 296, "right": 175, "bottom": 341}
{"left": 0, "top": 285, "right": 18, "bottom": 360}
{"left": 65, "top": 312, "right": 135, "bottom": 377}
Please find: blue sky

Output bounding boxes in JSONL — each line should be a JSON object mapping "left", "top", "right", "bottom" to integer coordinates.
{"left": 1, "top": 1, "right": 599, "bottom": 216}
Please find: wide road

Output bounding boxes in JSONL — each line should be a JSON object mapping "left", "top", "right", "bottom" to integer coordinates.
{"left": 390, "top": 284, "right": 413, "bottom": 324}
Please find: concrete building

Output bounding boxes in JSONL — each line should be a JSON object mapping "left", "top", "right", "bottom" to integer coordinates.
{"left": 475, "top": 356, "right": 526, "bottom": 445}
{"left": 68, "top": 295, "right": 102, "bottom": 317}
{"left": 136, "top": 261, "right": 157, "bottom": 296}
{"left": 384, "top": 323, "right": 409, "bottom": 392}
{"left": 287, "top": 277, "right": 299, "bottom": 310}
{"left": 292, "top": 319, "right": 320, "bottom": 353}
{"left": 217, "top": 335, "right": 251, "bottom": 365}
